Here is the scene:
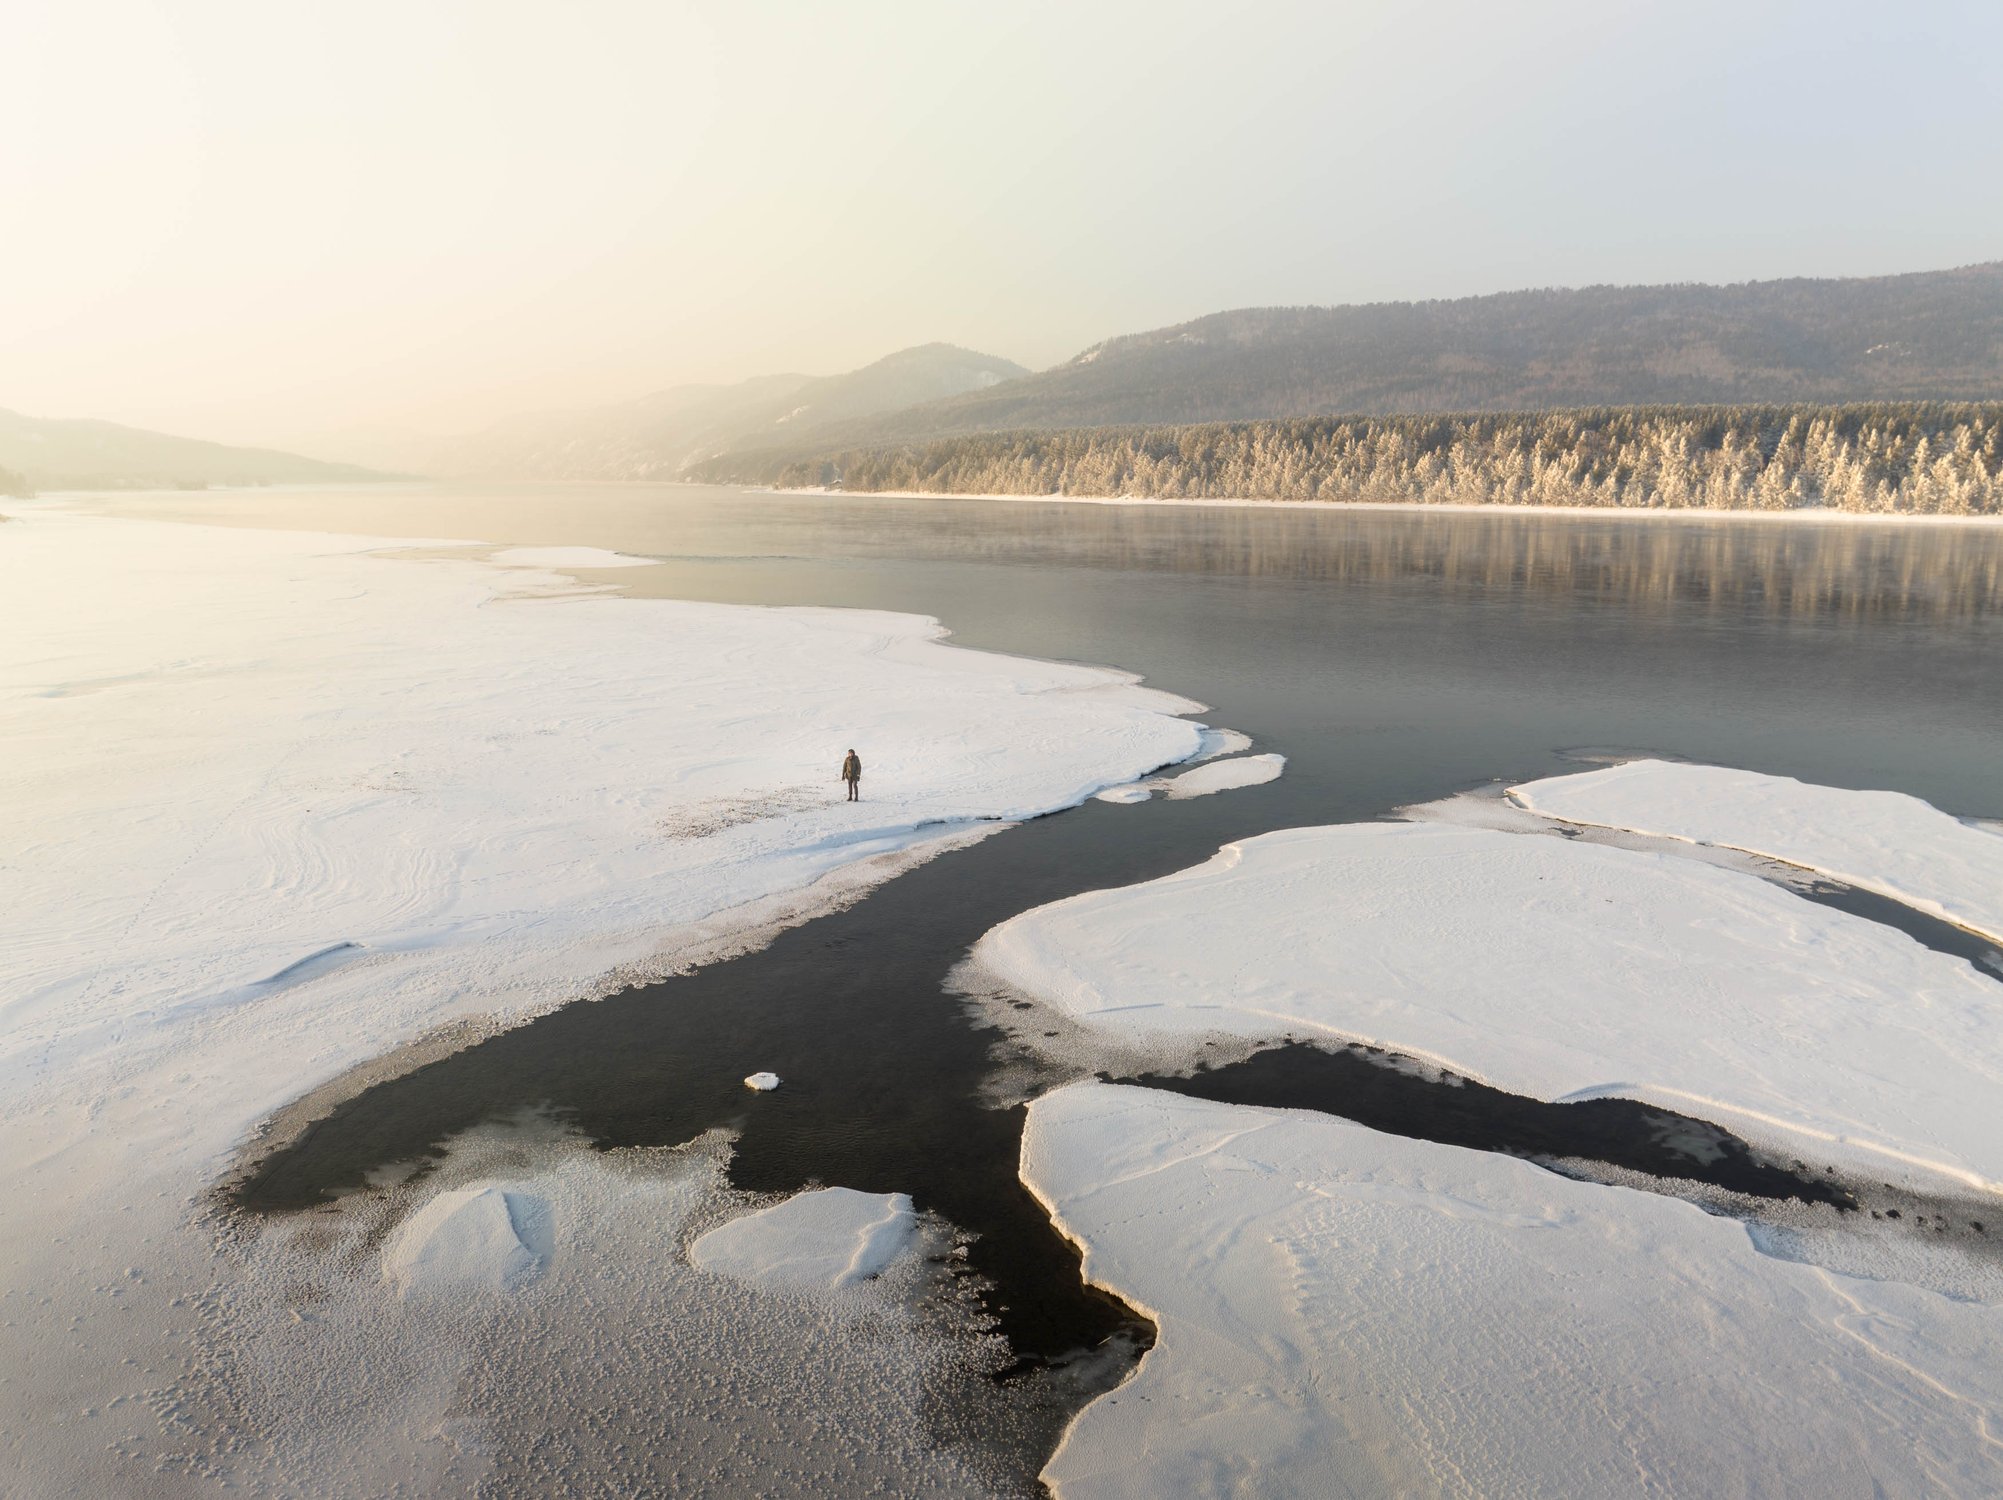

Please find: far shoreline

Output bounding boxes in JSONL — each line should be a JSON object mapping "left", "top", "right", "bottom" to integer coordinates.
{"left": 750, "top": 484, "right": 2003, "bottom": 527}
{"left": 24, "top": 478, "right": 2003, "bottom": 528}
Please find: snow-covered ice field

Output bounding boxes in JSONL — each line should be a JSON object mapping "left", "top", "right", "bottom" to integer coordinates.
{"left": 972, "top": 820, "right": 2003, "bottom": 1192}
{"left": 975, "top": 766, "right": 2003, "bottom": 1496}
{"left": 1514, "top": 758, "right": 2003, "bottom": 945}
{"left": 0, "top": 504, "right": 1209, "bottom": 1490}
{"left": 1024, "top": 1083, "right": 2003, "bottom": 1499}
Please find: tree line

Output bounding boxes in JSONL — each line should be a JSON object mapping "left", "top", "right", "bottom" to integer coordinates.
{"left": 694, "top": 403, "right": 2003, "bottom": 515}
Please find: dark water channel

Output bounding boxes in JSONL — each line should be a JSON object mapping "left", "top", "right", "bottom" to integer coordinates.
{"left": 181, "top": 487, "right": 2003, "bottom": 1376}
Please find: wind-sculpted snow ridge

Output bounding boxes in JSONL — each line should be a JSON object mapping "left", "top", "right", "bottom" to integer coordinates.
{"left": 971, "top": 823, "right": 2003, "bottom": 1194}
{"left": 382, "top": 1184, "right": 552, "bottom": 1298}
{"left": 1024, "top": 1083, "right": 2003, "bottom": 1500}
{"left": 0, "top": 505, "right": 1203, "bottom": 1492}
{"left": 1513, "top": 759, "right": 2003, "bottom": 945}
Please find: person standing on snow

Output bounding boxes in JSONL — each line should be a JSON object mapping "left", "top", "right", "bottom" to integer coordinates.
{"left": 840, "top": 748, "right": 862, "bottom": 802}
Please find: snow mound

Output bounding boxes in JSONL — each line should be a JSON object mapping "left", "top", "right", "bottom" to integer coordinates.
{"left": 1513, "top": 759, "right": 2003, "bottom": 945}
{"left": 489, "top": 546, "right": 655, "bottom": 569}
{"left": 1155, "top": 752, "right": 1284, "bottom": 800}
{"left": 974, "top": 822, "right": 2003, "bottom": 1193}
{"left": 1025, "top": 1083, "right": 2003, "bottom": 1499}
{"left": 692, "top": 1187, "right": 916, "bottom": 1292}
{"left": 743, "top": 1070, "right": 782, "bottom": 1091}
{"left": 383, "top": 1184, "right": 550, "bottom": 1298}
{"left": 1091, "top": 785, "right": 1153, "bottom": 804}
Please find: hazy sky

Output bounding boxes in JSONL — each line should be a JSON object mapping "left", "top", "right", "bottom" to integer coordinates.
{"left": 8, "top": 0, "right": 2002, "bottom": 449}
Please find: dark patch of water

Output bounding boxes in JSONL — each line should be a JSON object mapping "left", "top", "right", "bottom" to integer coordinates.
{"left": 1117, "top": 1043, "right": 1850, "bottom": 1206}
{"left": 1792, "top": 880, "right": 2003, "bottom": 973}
{"left": 238, "top": 787, "right": 1325, "bottom": 1363}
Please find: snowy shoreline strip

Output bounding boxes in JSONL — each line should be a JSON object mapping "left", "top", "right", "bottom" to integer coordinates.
{"left": 1512, "top": 759, "right": 2003, "bottom": 946}
{"left": 974, "top": 821, "right": 2003, "bottom": 1193}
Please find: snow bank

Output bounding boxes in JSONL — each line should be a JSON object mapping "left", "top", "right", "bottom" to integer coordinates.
{"left": 382, "top": 1184, "right": 550, "bottom": 1298}
{"left": 973, "top": 822, "right": 2003, "bottom": 1192}
{"left": 1513, "top": 759, "right": 2003, "bottom": 944}
{"left": 692, "top": 1187, "right": 917, "bottom": 1293}
{"left": 488, "top": 545, "right": 656, "bottom": 569}
{"left": 1024, "top": 1083, "right": 2003, "bottom": 1500}
{"left": 0, "top": 505, "right": 1203, "bottom": 1491}
{"left": 1155, "top": 752, "right": 1284, "bottom": 800}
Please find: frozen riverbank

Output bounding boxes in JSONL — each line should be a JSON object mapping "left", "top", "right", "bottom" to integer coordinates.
{"left": 1024, "top": 1083, "right": 2003, "bottom": 1499}
{"left": 0, "top": 505, "right": 1207, "bottom": 1490}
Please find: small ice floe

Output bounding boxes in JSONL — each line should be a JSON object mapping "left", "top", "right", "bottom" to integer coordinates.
{"left": 743, "top": 1071, "right": 782, "bottom": 1091}
{"left": 382, "top": 1184, "right": 550, "bottom": 1298}
{"left": 1156, "top": 752, "right": 1285, "bottom": 800}
{"left": 1512, "top": 759, "right": 2003, "bottom": 945}
{"left": 488, "top": 546, "right": 655, "bottom": 569}
{"left": 1192, "top": 726, "right": 1253, "bottom": 761}
{"left": 1092, "top": 784, "right": 1154, "bottom": 804}
{"left": 691, "top": 1187, "right": 916, "bottom": 1293}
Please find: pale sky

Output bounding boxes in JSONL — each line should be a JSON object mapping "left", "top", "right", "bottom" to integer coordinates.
{"left": 7, "top": 0, "right": 2002, "bottom": 450}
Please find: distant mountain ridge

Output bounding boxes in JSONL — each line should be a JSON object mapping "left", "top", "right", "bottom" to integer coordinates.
{"left": 407, "top": 343, "right": 1031, "bottom": 480}
{"left": 703, "top": 262, "right": 2003, "bottom": 470}
{"left": 0, "top": 408, "right": 393, "bottom": 494}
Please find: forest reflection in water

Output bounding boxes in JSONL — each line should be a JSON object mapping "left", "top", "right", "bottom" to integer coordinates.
{"left": 110, "top": 483, "right": 2003, "bottom": 626}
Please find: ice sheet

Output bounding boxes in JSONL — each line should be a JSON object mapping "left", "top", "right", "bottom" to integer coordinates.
{"left": 972, "top": 822, "right": 2003, "bottom": 1192}
{"left": 0, "top": 505, "right": 1203, "bottom": 1490}
{"left": 1155, "top": 752, "right": 1285, "bottom": 799}
{"left": 488, "top": 545, "right": 657, "bottom": 569}
{"left": 1024, "top": 1083, "right": 2003, "bottom": 1499}
{"left": 692, "top": 1187, "right": 917, "bottom": 1292}
{"left": 1513, "top": 759, "right": 2003, "bottom": 944}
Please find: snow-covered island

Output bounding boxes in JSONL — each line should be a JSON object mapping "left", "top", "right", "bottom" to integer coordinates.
{"left": 972, "top": 819, "right": 2003, "bottom": 1192}
{"left": 974, "top": 770, "right": 2003, "bottom": 1496}
{"left": 1025, "top": 1083, "right": 2003, "bottom": 1498}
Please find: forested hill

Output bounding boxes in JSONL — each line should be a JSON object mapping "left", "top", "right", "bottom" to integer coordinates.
{"left": 762, "top": 263, "right": 2003, "bottom": 453}
{"left": 687, "top": 403, "right": 2003, "bottom": 516}
{"left": 0, "top": 409, "right": 394, "bottom": 494}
